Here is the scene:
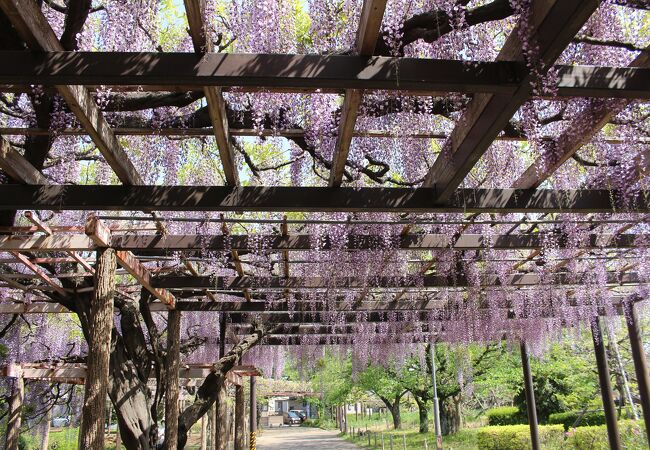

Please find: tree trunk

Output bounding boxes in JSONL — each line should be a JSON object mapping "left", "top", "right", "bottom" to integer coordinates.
{"left": 415, "top": 397, "right": 429, "bottom": 433}
{"left": 5, "top": 376, "right": 24, "bottom": 450}
{"left": 215, "top": 377, "right": 227, "bottom": 450}
{"left": 379, "top": 395, "right": 402, "bottom": 430}
{"left": 440, "top": 399, "right": 461, "bottom": 435}
{"left": 80, "top": 247, "right": 116, "bottom": 450}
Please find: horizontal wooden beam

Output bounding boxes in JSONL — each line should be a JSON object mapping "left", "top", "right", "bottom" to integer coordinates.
{"left": 0, "top": 364, "right": 245, "bottom": 384}
{"left": 0, "top": 185, "right": 646, "bottom": 213}
{"left": 153, "top": 272, "right": 641, "bottom": 290}
{"left": 0, "top": 52, "right": 647, "bottom": 98}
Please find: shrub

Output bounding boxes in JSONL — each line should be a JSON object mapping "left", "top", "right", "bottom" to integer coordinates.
{"left": 565, "top": 420, "right": 648, "bottom": 449}
{"left": 548, "top": 410, "right": 606, "bottom": 430}
{"left": 486, "top": 406, "right": 525, "bottom": 426}
{"left": 477, "top": 424, "right": 564, "bottom": 450}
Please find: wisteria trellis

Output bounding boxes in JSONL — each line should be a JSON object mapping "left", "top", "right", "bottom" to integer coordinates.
{"left": 0, "top": 0, "right": 648, "bottom": 446}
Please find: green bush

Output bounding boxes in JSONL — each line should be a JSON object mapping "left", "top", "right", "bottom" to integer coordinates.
{"left": 477, "top": 424, "right": 564, "bottom": 450}
{"left": 565, "top": 420, "right": 648, "bottom": 449}
{"left": 486, "top": 406, "right": 525, "bottom": 426}
{"left": 548, "top": 410, "right": 606, "bottom": 430}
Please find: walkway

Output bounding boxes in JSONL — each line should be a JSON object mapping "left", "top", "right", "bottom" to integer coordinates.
{"left": 257, "top": 426, "right": 360, "bottom": 449}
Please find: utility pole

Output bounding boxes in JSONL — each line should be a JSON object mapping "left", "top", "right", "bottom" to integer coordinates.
{"left": 429, "top": 343, "right": 443, "bottom": 449}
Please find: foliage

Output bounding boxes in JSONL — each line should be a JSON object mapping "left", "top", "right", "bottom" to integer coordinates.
{"left": 564, "top": 420, "right": 648, "bottom": 450}
{"left": 513, "top": 340, "right": 600, "bottom": 422}
{"left": 476, "top": 424, "right": 565, "bottom": 450}
{"left": 345, "top": 428, "right": 479, "bottom": 450}
{"left": 548, "top": 410, "right": 606, "bottom": 430}
{"left": 485, "top": 406, "right": 525, "bottom": 426}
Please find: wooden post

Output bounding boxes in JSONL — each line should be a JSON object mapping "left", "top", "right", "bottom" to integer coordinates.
{"left": 200, "top": 413, "right": 208, "bottom": 450}
{"left": 5, "top": 374, "right": 24, "bottom": 450}
{"left": 250, "top": 376, "right": 257, "bottom": 450}
{"left": 40, "top": 408, "right": 51, "bottom": 450}
{"left": 520, "top": 341, "right": 541, "bottom": 450}
{"left": 164, "top": 310, "right": 181, "bottom": 449}
{"left": 592, "top": 317, "right": 622, "bottom": 450}
{"left": 624, "top": 300, "right": 650, "bottom": 438}
{"left": 235, "top": 384, "right": 246, "bottom": 450}
{"left": 80, "top": 247, "right": 116, "bottom": 449}
{"left": 215, "top": 378, "right": 227, "bottom": 450}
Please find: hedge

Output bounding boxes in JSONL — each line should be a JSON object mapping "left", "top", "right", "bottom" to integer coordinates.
{"left": 485, "top": 406, "right": 525, "bottom": 426}
{"left": 565, "top": 420, "right": 648, "bottom": 449}
{"left": 548, "top": 410, "right": 606, "bottom": 430}
{"left": 477, "top": 424, "right": 565, "bottom": 450}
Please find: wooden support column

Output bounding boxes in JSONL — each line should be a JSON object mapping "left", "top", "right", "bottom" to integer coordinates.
{"left": 624, "top": 300, "right": 650, "bottom": 438}
{"left": 164, "top": 310, "right": 181, "bottom": 450}
{"left": 4, "top": 371, "right": 24, "bottom": 450}
{"left": 214, "top": 313, "right": 228, "bottom": 450}
{"left": 79, "top": 247, "right": 116, "bottom": 449}
{"left": 520, "top": 341, "right": 540, "bottom": 450}
{"left": 235, "top": 384, "right": 246, "bottom": 450}
{"left": 250, "top": 376, "right": 257, "bottom": 450}
{"left": 591, "top": 317, "right": 622, "bottom": 450}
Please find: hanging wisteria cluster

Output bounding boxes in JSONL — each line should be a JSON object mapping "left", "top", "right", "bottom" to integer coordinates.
{"left": 0, "top": 0, "right": 648, "bottom": 384}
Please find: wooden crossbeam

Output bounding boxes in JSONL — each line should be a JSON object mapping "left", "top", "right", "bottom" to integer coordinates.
{"left": 10, "top": 252, "right": 67, "bottom": 297}
{"left": 0, "top": 136, "right": 48, "bottom": 184}
{"left": 0, "top": 364, "right": 246, "bottom": 385}
{"left": 0, "top": 185, "right": 647, "bottom": 213}
{"left": 0, "top": 0, "right": 141, "bottom": 185}
{"left": 0, "top": 232, "right": 645, "bottom": 252}
{"left": 85, "top": 217, "right": 175, "bottom": 308}
{"left": 514, "top": 45, "right": 650, "bottom": 189}
{"left": 421, "top": 0, "right": 600, "bottom": 201}
{"left": 153, "top": 272, "right": 642, "bottom": 290}
{"left": 183, "top": 0, "right": 238, "bottom": 186}
{"left": 221, "top": 216, "right": 251, "bottom": 301}
{"left": 4, "top": 52, "right": 648, "bottom": 99}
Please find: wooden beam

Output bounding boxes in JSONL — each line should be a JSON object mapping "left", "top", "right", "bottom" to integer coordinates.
{"left": 514, "top": 45, "right": 650, "bottom": 189}
{"left": 164, "top": 310, "right": 181, "bottom": 450}
{"left": 85, "top": 217, "right": 175, "bottom": 308}
{"left": 0, "top": 363, "right": 249, "bottom": 384}
{"left": 0, "top": 0, "right": 141, "bottom": 185}
{"left": 421, "top": 0, "right": 600, "bottom": 201}
{"left": 0, "top": 136, "right": 48, "bottom": 184}
{"left": 337, "top": 0, "right": 389, "bottom": 193}
{"left": 11, "top": 252, "right": 67, "bottom": 297}
{"left": 183, "top": 0, "right": 238, "bottom": 185}
{"left": 4, "top": 127, "right": 648, "bottom": 144}
{"left": 2, "top": 52, "right": 645, "bottom": 98}
{"left": 153, "top": 271, "right": 641, "bottom": 290}
{"left": 591, "top": 317, "right": 622, "bottom": 449}
{"left": 0, "top": 232, "right": 644, "bottom": 253}
{"left": 221, "top": 217, "right": 251, "bottom": 301}
{"left": 0, "top": 185, "right": 648, "bottom": 213}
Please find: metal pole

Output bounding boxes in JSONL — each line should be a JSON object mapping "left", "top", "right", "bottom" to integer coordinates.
{"left": 429, "top": 343, "right": 443, "bottom": 450}
{"left": 592, "top": 317, "right": 622, "bottom": 450}
{"left": 520, "top": 341, "right": 541, "bottom": 450}
{"left": 624, "top": 300, "right": 650, "bottom": 439}
{"left": 249, "top": 376, "right": 257, "bottom": 450}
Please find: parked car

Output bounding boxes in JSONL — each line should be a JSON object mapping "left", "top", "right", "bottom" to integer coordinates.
{"left": 290, "top": 409, "right": 307, "bottom": 422}
{"left": 51, "top": 416, "right": 70, "bottom": 427}
{"left": 283, "top": 411, "right": 302, "bottom": 425}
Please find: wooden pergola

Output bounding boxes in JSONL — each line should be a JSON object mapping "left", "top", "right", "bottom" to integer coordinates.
{"left": 0, "top": 0, "right": 648, "bottom": 449}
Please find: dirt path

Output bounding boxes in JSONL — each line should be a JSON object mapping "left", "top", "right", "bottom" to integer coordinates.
{"left": 257, "top": 426, "right": 361, "bottom": 449}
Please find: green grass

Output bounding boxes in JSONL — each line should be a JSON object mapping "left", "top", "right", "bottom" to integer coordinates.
{"left": 344, "top": 428, "right": 479, "bottom": 450}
